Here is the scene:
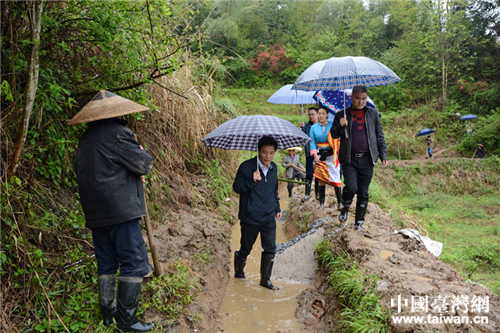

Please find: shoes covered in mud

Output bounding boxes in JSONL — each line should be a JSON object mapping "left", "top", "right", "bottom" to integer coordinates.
{"left": 234, "top": 251, "right": 247, "bottom": 279}
{"left": 98, "top": 274, "right": 117, "bottom": 326}
{"left": 116, "top": 277, "right": 155, "bottom": 332}
{"left": 318, "top": 185, "right": 325, "bottom": 209}
{"left": 354, "top": 201, "right": 368, "bottom": 230}
{"left": 302, "top": 179, "right": 312, "bottom": 202}
{"left": 314, "top": 179, "right": 320, "bottom": 200}
{"left": 339, "top": 200, "right": 352, "bottom": 222}
{"left": 260, "top": 253, "right": 278, "bottom": 290}
{"left": 334, "top": 186, "right": 343, "bottom": 211}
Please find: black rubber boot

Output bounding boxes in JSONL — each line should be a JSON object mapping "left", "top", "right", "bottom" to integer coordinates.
{"left": 318, "top": 186, "right": 326, "bottom": 209}
{"left": 234, "top": 251, "right": 246, "bottom": 279}
{"left": 314, "top": 178, "right": 320, "bottom": 200}
{"left": 302, "top": 179, "right": 312, "bottom": 202}
{"left": 98, "top": 275, "right": 116, "bottom": 326}
{"left": 339, "top": 200, "right": 352, "bottom": 222}
{"left": 116, "top": 277, "right": 155, "bottom": 332}
{"left": 260, "top": 252, "right": 278, "bottom": 290}
{"left": 354, "top": 201, "right": 368, "bottom": 230}
{"left": 288, "top": 186, "right": 293, "bottom": 197}
{"left": 334, "top": 186, "right": 343, "bottom": 211}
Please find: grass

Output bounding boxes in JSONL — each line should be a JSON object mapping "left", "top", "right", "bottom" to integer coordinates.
{"left": 315, "top": 240, "right": 389, "bottom": 333}
{"left": 370, "top": 158, "right": 500, "bottom": 295}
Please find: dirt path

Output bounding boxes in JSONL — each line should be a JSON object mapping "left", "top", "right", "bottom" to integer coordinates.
{"left": 285, "top": 188, "right": 500, "bottom": 332}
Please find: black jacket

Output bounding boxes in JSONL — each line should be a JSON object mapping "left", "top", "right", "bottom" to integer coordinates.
{"left": 331, "top": 107, "right": 387, "bottom": 165}
{"left": 301, "top": 121, "right": 315, "bottom": 156}
{"left": 233, "top": 157, "right": 281, "bottom": 225}
{"left": 74, "top": 119, "right": 153, "bottom": 228}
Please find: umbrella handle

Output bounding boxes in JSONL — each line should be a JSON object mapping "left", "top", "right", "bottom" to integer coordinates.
{"left": 343, "top": 92, "right": 349, "bottom": 139}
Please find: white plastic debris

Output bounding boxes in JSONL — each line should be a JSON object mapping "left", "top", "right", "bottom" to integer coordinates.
{"left": 394, "top": 228, "right": 443, "bottom": 257}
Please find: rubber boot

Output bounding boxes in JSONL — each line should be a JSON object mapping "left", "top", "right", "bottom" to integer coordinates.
{"left": 116, "top": 277, "right": 155, "bottom": 332}
{"left": 318, "top": 186, "right": 326, "bottom": 209}
{"left": 288, "top": 186, "right": 293, "bottom": 197}
{"left": 354, "top": 201, "right": 368, "bottom": 230}
{"left": 314, "top": 178, "right": 320, "bottom": 200}
{"left": 98, "top": 274, "right": 116, "bottom": 326}
{"left": 260, "top": 253, "right": 278, "bottom": 290}
{"left": 234, "top": 251, "right": 246, "bottom": 279}
{"left": 339, "top": 200, "right": 352, "bottom": 222}
{"left": 302, "top": 179, "right": 312, "bottom": 202}
{"left": 334, "top": 186, "right": 343, "bottom": 211}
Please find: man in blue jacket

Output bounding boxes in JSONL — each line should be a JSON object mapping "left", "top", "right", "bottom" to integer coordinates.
{"left": 331, "top": 86, "right": 388, "bottom": 230}
{"left": 233, "top": 136, "right": 282, "bottom": 290}
{"left": 73, "top": 91, "right": 155, "bottom": 332}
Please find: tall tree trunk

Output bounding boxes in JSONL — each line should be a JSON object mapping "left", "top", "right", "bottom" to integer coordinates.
{"left": 442, "top": 52, "right": 447, "bottom": 104}
{"left": 8, "top": 0, "right": 43, "bottom": 177}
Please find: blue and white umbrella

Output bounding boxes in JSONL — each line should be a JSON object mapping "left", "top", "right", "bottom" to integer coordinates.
{"left": 417, "top": 128, "right": 435, "bottom": 137}
{"left": 292, "top": 56, "right": 401, "bottom": 91}
{"left": 267, "top": 84, "right": 316, "bottom": 105}
{"left": 460, "top": 114, "right": 478, "bottom": 120}
{"left": 314, "top": 89, "right": 377, "bottom": 113}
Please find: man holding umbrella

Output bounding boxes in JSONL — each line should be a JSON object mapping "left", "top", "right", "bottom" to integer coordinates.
{"left": 233, "top": 136, "right": 282, "bottom": 290}
{"left": 331, "top": 86, "right": 388, "bottom": 230}
{"left": 71, "top": 90, "right": 155, "bottom": 332}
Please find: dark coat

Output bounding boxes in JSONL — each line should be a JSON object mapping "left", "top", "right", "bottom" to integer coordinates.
{"left": 331, "top": 107, "right": 387, "bottom": 165}
{"left": 74, "top": 119, "right": 153, "bottom": 228}
{"left": 301, "top": 121, "right": 315, "bottom": 156}
{"left": 233, "top": 157, "right": 280, "bottom": 225}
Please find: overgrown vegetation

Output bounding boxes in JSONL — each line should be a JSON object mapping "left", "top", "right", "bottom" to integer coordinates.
{"left": 371, "top": 158, "right": 500, "bottom": 295}
{"left": 315, "top": 240, "right": 389, "bottom": 333}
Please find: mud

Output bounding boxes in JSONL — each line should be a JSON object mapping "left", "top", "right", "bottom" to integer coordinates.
{"left": 285, "top": 185, "right": 500, "bottom": 332}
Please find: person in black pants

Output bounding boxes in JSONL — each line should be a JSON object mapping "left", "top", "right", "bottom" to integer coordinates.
{"left": 300, "top": 107, "right": 319, "bottom": 201}
{"left": 232, "top": 136, "right": 282, "bottom": 290}
{"left": 331, "top": 86, "right": 388, "bottom": 230}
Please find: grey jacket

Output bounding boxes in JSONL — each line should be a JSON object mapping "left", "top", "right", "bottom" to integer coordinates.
{"left": 281, "top": 155, "right": 305, "bottom": 179}
{"left": 74, "top": 119, "right": 153, "bottom": 228}
{"left": 331, "top": 107, "right": 387, "bottom": 165}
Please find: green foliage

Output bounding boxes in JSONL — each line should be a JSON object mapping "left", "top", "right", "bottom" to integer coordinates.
{"left": 457, "top": 111, "right": 500, "bottom": 157}
{"left": 315, "top": 241, "right": 388, "bottom": 333}
{"left": 142, "top": 262, "right": 198, "bottom": 324}
{"left": 371, "top": 159, "right": 500, "bottom": 295}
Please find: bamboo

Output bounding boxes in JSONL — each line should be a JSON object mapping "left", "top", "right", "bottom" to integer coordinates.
{"left": 278, "top": 178, "right": 306, "bottom": 185}
{"left": 288, "top": 164, "right": 306, "bottom": 173}
{"left": 472, "top": 148, "right": 478, "bottom": 159}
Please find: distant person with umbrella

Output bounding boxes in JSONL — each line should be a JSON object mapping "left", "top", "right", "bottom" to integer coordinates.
{"left": 332, "top": 86, "right": 388, "bottom": 230}
{"left": 233, "top": 136, "right": 282, "bottom": 290}
{"left": 282, "top": 147, "right": 306, "bottom": 197}
{"left": 426, "top": 136, "right": 433, "bottom": 158}
{"left": 466, "top": 120, "right": 474, "bottom": 136}
{"left": 309, "top": 107, "right": 343, "bottom": 210}
{"left": 71, "top": 91, "right": 155, "bottom": 332}
{"left": 300, "top": 107, "right": 319, "bottom": 201}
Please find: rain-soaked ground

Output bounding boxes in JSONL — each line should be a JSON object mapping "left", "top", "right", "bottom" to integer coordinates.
{"left": 219, "top": 188, "right": 310, "bottom": 332}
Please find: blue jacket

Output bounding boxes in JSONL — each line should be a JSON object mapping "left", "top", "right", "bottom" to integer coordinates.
{"left": 233, "top": 157, "right": 280, "bottom": 225}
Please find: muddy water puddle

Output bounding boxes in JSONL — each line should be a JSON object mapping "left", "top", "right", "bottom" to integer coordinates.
{"left": 379, "top": 250, "right": 394, "bottom": 260}
{"left": 219, "top": 215, "right": 308, "bottom": 332}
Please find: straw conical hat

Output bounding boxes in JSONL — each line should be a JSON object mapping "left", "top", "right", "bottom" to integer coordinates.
{"left": 68, "top": 90, "right": 149, "bottom": 125}
{"left": 286, "top": 146, "right": 303, "bottom": 152}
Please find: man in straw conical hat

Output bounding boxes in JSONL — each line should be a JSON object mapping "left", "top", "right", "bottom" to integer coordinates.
{"left": 282, "top": 147, "right": 306, "bottom": 197}
{"left": 71, "top": 90, "right": 155, "bottom": 332}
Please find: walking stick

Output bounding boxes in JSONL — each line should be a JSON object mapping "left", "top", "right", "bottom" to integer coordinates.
{"left": 135, "top": 135, "right": 162, "bottom": 277}
{"left": 472, "top": 148, "right": 478, "bottom": 159}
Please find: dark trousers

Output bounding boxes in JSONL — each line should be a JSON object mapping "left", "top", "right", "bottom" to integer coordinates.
{"left": 341, "top": 154, "right": 374, "bottom": 204}
{"left": 305, "top": 155, "right": 315, "bottom": 181}
{"left": 239, "top": 221, "right": 276, "bottom": 258}
{"left": 287, "top": 170, "right": 306, "bottom": 190}
{"left": 92, "top": 219, "right": 152, "bottom": 277}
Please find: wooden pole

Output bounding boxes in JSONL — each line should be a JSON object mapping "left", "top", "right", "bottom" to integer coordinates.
{"left": 135, "top": 135, "right": 162, "bottom": 277}
{"left": 279, "top": 178, "right": 306, "bottom": 185}
{"left": 472, "top": 148, "right": 478, "bottom": 159}
{"left": 288, "top": 164, "right": 306, "bottom": 174}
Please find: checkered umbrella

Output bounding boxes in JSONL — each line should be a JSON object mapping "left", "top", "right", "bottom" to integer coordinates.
{"left": 201, "top": 115, "right": 311, "bottom": 151}
{"left": 292, "top": 56, "right": 401, "bottom": 91}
